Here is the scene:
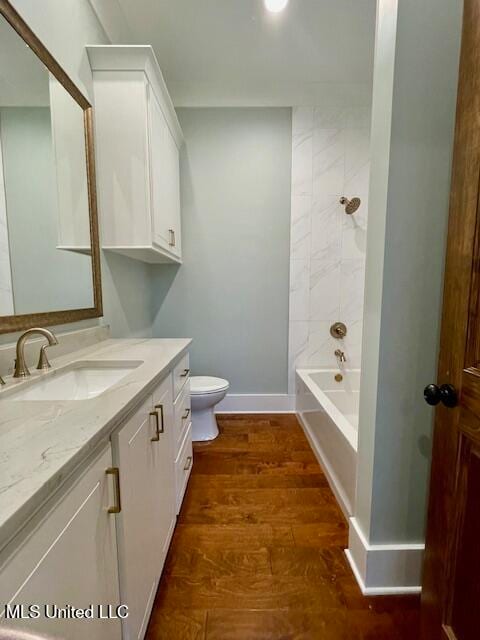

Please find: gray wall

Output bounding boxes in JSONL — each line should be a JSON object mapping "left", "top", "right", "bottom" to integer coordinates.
{"left": 2, "top": 0, "right": 152, "bottom": 339}
{"left": 356, "top": 0, "right": 463, "bottom": 544}
{"left": 1, "top": 107, "right": 93, "bottom": 314}
{"left": 151, "top": 108, "right": 292, "bottom": 394}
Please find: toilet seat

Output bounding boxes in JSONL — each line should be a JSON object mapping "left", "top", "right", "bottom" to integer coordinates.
{"left": 190, "top": 376, "right": 229, "bottom": 395}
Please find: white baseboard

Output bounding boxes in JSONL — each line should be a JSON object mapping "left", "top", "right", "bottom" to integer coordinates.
{"left": 346, "top": 517, "right": 424, "bottom": 595}
{"left": 215, "top": 394, "right": 295, "bottom": 413}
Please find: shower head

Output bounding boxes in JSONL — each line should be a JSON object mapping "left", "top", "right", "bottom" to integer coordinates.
{"left": 340, "top": 196, "right": 361, "bottom": 215}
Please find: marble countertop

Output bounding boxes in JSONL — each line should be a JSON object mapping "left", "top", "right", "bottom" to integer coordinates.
{"left": 0, "top": 338, "right": 191, "bottom": 549}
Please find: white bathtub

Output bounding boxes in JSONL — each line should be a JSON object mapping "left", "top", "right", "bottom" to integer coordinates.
{"left": 296, "top": 368, "right": 359, "bottom": 517}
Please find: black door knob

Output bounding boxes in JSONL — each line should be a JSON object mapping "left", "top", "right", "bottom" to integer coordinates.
{"left": 424, "top": 383, "right": 458, "bottom": 408}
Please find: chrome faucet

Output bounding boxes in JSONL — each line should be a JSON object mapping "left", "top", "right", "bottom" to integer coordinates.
{"left": 335, "top": 349, "right": 347, "bottom": 364}
{"left": 14, "top": 328, "right": 59, "bottom": 378}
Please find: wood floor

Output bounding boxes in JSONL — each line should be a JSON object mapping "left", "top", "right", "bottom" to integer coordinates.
{"left": 146, "top": 414, "right": 420, "bottom": 639}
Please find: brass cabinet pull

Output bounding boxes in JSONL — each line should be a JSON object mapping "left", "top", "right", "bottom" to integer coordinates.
{"left": 150, "top": 404, "right": 165, "bottom": 441}
{"left": 182, "top": 408, "right": 191, "bottom": 420}
{"left": 150, "top": 411, "right": 160, "bottom": 441}
{"left": 168, "top": 229, "right": 175, "bottom": 247}
{"left": 183, "top": 456, "right": 192, "bottom": 471}
{"left": 106, "top": 467, "right": 121, "bottom": 514}
{"left": 180, "top": 368, "right": 190, "bottom": 378}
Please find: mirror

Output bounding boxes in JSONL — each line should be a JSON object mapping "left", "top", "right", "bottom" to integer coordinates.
{"left": 0, "top": 0, "right": 102, "bottom": 333}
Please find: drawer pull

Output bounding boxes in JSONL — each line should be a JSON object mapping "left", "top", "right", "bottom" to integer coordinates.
{"left": 183, "top": 456, "right": 192, "bottom": 471}
{"left": 182, "top": 408, "right": 191, "bottom": 420}
{"left": 150, "top": 404, "right": 165, "bottom": 441}
{"left": 180, "top": 368, "right": 190, "bottom": 378}
{"left": 106, "top": 467, "right": 122, "bottom": 514}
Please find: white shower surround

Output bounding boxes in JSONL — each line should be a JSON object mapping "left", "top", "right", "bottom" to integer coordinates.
{"left": 288, "top": 104, "right": 371, "bottom": 393}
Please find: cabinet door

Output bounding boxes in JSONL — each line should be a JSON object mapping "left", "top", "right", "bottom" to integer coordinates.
{"left": 0, "top": 445, "right": 121, "bottom": 640}
{"left": 164, "top": 124, "right": 182, "bottom": 257}
{"left": 112, "top": 394, "right": 158, "bottom": 640}
{"left": 147, "top": 86, "right": 181, "bottom": 257}
{"left": 152, "top": 376, "right": 176, "bottom": 561}
{"left": 112, "top": 378, "right": 175, "bottom": 640}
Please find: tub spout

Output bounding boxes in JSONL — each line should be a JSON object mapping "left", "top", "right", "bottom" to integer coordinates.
{"left": 334, "top": 349, "right": 347, "bottom": 364}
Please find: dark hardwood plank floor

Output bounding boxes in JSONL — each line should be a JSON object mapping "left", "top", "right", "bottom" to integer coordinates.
{"left": 146, "top": 414, "right": 420, "bottom": 639}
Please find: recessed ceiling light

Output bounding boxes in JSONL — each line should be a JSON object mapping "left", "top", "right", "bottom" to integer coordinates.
{"left": 264, "top": 0, "right": 289, "bottom": 13}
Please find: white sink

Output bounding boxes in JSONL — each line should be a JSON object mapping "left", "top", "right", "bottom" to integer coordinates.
{"left": 6, "top": 361, "right": 143, "bottom": 401}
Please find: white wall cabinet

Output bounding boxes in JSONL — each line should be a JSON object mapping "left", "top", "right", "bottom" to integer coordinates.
{"left": 0, "top": 444, "right": 122, "bottom": 640}
{"left": 87, "top": 45, "right": 184, "bottom": 264}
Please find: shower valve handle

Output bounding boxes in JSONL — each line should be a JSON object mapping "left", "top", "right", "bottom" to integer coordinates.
{"left": 423, "top": 383, "right": 458, "bottom": 408}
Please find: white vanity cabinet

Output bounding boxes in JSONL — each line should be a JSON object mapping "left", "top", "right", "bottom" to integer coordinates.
{"left": 0, "top": 345, "right": 192, "bottom": 640}
{"left": 0, "top": 444, "right": 122, "bottom": 640}
{"left": 111, "top": 375, "right": 176, "bottom": 640}
{"left": 87, "top": 45, "right": 184, "bottom": 264}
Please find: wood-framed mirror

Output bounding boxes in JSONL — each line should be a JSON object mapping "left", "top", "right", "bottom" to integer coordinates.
{"left": 0, "top": 0, "right": 102, "bottom": 334}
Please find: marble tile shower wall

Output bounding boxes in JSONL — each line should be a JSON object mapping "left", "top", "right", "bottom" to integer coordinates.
{"left": 288, "top": 105, "right": 371, "bottom": 392}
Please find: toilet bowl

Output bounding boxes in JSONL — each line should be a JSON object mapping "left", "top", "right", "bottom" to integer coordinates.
{"left": 190, "top": 376, "right": 229, "bottom": 441}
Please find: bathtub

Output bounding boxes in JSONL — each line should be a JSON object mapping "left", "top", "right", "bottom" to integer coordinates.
{"left": 296, "top": 368, "right": 359, "bottom": 517}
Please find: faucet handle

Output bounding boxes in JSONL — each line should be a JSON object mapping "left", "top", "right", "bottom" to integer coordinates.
{"left": 330, "top": 322, "right": 347, "bottom": 339}
{"left": 37, "top": 345, "right": 53, "bottom": 371}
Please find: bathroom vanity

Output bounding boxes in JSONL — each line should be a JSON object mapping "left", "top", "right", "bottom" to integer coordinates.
{"left": 0, "top": 4, "right": 192, "bottom": 638}
{"left": 0, "top": 337, "right": 192, "bottom": 640}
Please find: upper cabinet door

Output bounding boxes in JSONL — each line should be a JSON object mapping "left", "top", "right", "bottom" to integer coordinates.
{"left": 148, "top": 86, "right": 181, "bottom": 257}
{"left": 87, "top": 45, "right": 184, "bottom": 265}
{"left": 164, "top": 120, "right": 182, "bottom": 257}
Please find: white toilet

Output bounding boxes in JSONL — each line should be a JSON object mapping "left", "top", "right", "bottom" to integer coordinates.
{"left": 190, "top": 376, "right": 229, "bottom": 441}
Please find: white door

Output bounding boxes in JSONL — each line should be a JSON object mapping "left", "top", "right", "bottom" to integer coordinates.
{"left": 147, "top": 86, "right": 181, "bottom": 256}
{"left": 0, "top": 445, "right": 121, "bottom": 640}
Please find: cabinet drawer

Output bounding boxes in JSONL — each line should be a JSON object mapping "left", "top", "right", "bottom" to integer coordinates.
{"left": 173, "top": 352, "right": 190, "bottom": 400}
{"left": 175, "top": 423, "right": 193, "bottom": 514}
{"left": 174, "top": 381, "right": 191, "bottom": 457}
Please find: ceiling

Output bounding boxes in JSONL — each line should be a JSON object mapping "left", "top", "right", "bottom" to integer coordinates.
{"left": 92, "top": 0, "right": 376, "bottom": 106}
